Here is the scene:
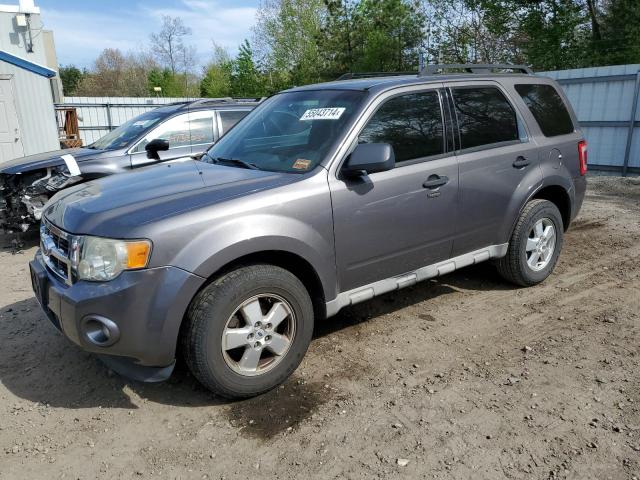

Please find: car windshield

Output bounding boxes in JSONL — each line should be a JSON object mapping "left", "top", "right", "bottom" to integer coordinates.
{"left": 202, "top": 90, "right": 366, "bottom": 173}
{"left": 90, "top": 110, "right": 167, "bottom": 150}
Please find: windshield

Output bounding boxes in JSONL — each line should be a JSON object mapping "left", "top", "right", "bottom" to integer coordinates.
{"left": 90, "top": 110, "right": 167, "bottom": 150}
{"left": 203, "top": 90, "right": 366, "bottom": 173}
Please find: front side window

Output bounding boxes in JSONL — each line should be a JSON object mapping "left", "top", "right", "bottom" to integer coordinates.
{"left": 452, "top": 86, "right": 519, "bottom": 150}
{"left": 133, "top": 111, "right": 215, "bottom": 153}
{"left": 203, "top": 90, "right": 366, "bottom": 173}
{"left": 358, "top": 91, "right": 444, "bottom": 163}
{"left": 90, "top": 110, "right": 166, "bottom": 150}
{"left": 515, "top": 84, "right": 574, "bottom": 137}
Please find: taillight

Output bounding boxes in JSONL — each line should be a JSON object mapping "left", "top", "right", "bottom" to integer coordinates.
{"left": 578, "top": 140, "right": 587, "bottom": 176}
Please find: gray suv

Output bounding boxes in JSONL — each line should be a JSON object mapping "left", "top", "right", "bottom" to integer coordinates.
{"left": 29, "top": 64, "right": 587, "bottom": 398}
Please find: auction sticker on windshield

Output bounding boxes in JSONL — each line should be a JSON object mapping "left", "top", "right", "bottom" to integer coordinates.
{"left": 300, "top": 107, "right": 346, "bottom": 121}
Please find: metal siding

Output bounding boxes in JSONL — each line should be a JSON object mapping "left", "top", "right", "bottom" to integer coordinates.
{"left": 0, "top": 62, "right": 59, "bottom": 159}
{"left": 63, "top": 96, "right": 195, "bottom": 145}
{"left": 541, "top": 64, "right": 640, "bottom": 173}
{"left": 0, "top": 11, "right": 59, "bottom": 162}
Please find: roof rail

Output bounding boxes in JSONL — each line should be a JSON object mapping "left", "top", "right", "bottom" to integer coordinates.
{"left": 336, "top": 71, "right": 416, "bottom": 81}
{"left": 180, "top": 97, "right": 264, "bottom": 108}
{"left": 420, "top": 64, "right": 533, "bottom": 76}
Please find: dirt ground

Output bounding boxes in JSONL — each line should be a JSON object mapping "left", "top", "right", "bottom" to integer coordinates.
{"left": 0, "top": 176, "right": 639, "bottom": 480}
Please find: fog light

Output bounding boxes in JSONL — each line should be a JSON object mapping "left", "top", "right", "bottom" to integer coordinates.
{"left": 81, "top": 315, "right": 120, "bottom": 347}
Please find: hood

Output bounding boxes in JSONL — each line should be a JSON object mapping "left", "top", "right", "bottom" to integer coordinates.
{"left": 43, "top": 160, "right": 299, "bottom": 236}
{"left": 0, "top": 148, "right": 107, "bottom": 174}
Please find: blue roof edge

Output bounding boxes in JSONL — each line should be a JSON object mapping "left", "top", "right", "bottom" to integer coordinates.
{"left": 0, "top": 50, "right": 56, "bottom": 78}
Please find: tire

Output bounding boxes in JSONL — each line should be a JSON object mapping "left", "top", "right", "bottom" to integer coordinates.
{"left": 182, "top": 264, "right": 314, "bottom": 399}
{"left": 497, "top": 199, "right": 564, "bottom": 287}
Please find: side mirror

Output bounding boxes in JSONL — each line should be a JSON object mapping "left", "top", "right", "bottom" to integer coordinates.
{"left": 145, "top": 138, "right": 170, "bottom": 160}
{"left": 342, "top": 143, "right": 395, "bottom": 177}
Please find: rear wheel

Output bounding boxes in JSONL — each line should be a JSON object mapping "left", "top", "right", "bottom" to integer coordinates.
{"left": 182, "top": 264, "right": 314, "bottom": 399}
{"left": 497, "top": 199, "right": 564, "bottom": 287}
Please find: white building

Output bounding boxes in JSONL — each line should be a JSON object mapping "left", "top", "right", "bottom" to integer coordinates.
{"left": 0, "top": 0, "right": 61, "bottom": 163}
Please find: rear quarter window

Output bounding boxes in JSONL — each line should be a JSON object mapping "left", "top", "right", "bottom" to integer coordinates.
{"left": 515, "top": 84, "right": 575, "bottom": 137}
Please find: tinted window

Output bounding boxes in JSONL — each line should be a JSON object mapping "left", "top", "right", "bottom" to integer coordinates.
{"left": 515, "top": 84, "right": 574, "bottom": 137}
{"left": 219, "top": 110, "right": 250, "bottom": 134}
{"left": 358, "top": 91, "right": 444, "bottom": 162}
{"left": 452, "top": 87, "right": 519, "bottom": 149}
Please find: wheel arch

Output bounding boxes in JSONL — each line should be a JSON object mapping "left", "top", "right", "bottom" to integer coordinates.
{"left": 206, "top": 250, "right": 327, "bottom": 319}
{"left": 174, "top": 249, "right": 329, "bottom": 363}
{"left": 530, "top": 184, "right": 572, "bottom": 231}
{"left": 507, "top": 182, "right": 573, "bottom": 242}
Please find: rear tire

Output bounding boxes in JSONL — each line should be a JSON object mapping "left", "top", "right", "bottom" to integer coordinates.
{"left": 182, "top": 264, "right": 314, "bottom": 399}
{"left": 497, "top": 199, "right": 564, "bottom": 287}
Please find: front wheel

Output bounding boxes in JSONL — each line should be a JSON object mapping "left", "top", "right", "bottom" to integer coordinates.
{"left": 497, "top": 199, "right": 564, "bottom": 287}
{"left": 182, "top": 264, "right": 314, "bottom": 399}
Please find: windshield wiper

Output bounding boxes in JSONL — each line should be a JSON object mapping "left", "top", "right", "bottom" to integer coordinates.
{"left": 211, "top": 156, "right": 260, "bottom": 170}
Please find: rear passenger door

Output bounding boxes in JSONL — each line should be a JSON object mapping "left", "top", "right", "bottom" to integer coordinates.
{"left": 446, "top": 82, "right": 542, "bottom": 257}
{"left": 330, "top": 87, "right": 459, "bottom": 291}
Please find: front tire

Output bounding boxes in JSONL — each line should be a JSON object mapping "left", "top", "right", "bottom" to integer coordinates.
{"left": 182, "top": 264, "right": 314, "bottom": 399}
{"left": 497, "top": 199, "right": 564, "bottom": 287}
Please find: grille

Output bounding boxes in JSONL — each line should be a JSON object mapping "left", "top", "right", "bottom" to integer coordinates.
{"left": 40, "top": 218, "right": 77, "bottom": 285}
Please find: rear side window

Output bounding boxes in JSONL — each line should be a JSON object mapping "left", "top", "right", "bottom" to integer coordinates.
{"left": 219, "top": 110, "right": 250, "bottom": 135}
{"left": 515, "top": 84, "right": 574, "bottom": 137}
{"left": 451, "top": 87, "right": 519, "bottom": 150}
{"left": 358, "top": 91, "right": 444, "bottom": 163}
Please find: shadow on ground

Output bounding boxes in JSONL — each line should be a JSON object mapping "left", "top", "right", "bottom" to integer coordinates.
{"left": 0, "top": 260, "right": 513, "bottom": 425}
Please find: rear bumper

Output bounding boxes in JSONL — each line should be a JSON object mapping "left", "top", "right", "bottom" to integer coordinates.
{"left": 571, "top": 175, "right": 587, "bottom": 222}
{"left": 30, "top": 251, "right": 204, "bottom": 379}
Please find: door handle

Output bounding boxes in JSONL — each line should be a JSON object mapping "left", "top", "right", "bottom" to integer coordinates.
{"left": 513, "top": 156, "right": 530, "bottom": 169}
{"left": 422, "top": 175, "right": 449, "bottom": 189}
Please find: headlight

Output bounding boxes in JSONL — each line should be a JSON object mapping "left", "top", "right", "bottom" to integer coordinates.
{"left": 77, "top": 236, "right": 152, "bottom": 281}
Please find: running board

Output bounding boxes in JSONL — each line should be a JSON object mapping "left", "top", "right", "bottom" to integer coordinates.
{"left": 324, "top": 243, "right": 508, "bottom": 317}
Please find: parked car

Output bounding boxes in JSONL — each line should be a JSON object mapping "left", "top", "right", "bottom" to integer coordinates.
{"left": 0, "top": 98, "right": 259, "bottom": 232}
{"left": 30, "top": 64, "right": 587, "bottom": 398}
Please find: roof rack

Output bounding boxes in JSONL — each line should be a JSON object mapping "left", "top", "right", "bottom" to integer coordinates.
{"left": 336, "top": 72, "right": 416, "bottom": 81}
{"left": 420, "top": 64, "right": 533, "bottom": 76}
{"left": 179, "top": 97, "right": 264, "bottom": 108}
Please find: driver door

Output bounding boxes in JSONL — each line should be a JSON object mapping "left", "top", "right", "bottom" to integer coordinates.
{"left": 129, "top": 111, "right": 216, "bottom": 167}
{"left": 329, "top": 88, "right": 459, "bottom": 292}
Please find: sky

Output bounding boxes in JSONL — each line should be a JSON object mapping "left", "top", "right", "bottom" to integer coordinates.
{"left": 34, "top": 0, "right": 260, "bottom": 69}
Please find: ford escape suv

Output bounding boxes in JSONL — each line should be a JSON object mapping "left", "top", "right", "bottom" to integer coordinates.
{"left": 29, "top": 64, "right": 587, "bottom": 398}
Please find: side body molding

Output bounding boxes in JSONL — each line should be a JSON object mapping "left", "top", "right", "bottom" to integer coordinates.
{"left": 325, "top": 243, "right": 508, "bottom": 317}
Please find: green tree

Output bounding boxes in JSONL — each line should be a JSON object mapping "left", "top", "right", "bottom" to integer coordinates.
{"left": 253, "top": 0, "right": 326, "bottom": 91}
{"left": 147, "top": 68, "right": 188, "bottom": 97}
{"left": 231, "top": 40, "right": 264, "bottom": 97}
{"left": 59, "top": 65, "right": 86, "bottom": 96}
{"left": 595, "top": 0, "right": 640, "bottom": 65}
{"left": 321, "top": 0, "right": 425, "bottom": 74}
{"left": 200, "top": 43, "right": 233, "bottom": 97}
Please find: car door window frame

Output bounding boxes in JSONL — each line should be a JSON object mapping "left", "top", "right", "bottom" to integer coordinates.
{"left": 128, "top": 110, "right": 217, "bottom": 154}
{"left": 333, "top": 84, "right": 455, "bottom": 176}
{"left": 328, "top": 83, "right": 445, "bottom": 178}
{"left": 446, "top": 81, "right": 530, "bottom": 155}
{"left": 354, "top": 89, "right": 449, "bottom": 168}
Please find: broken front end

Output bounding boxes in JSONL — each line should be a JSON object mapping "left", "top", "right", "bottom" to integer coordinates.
{"left": 0, "top": 167, "right": 81, "bottom": 233}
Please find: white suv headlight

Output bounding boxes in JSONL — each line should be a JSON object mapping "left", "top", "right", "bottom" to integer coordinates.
{"left": 77, "top": 236, "right": 152, "bottom": 281}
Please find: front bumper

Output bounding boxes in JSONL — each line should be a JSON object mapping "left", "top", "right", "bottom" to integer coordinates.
{"left": 29, "top": 251, "right": 205, "bottom": 380}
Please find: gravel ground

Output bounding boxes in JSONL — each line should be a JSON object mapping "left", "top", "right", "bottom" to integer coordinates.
{"left": 0, "top": 176, "right": 639, "bottom": 480}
